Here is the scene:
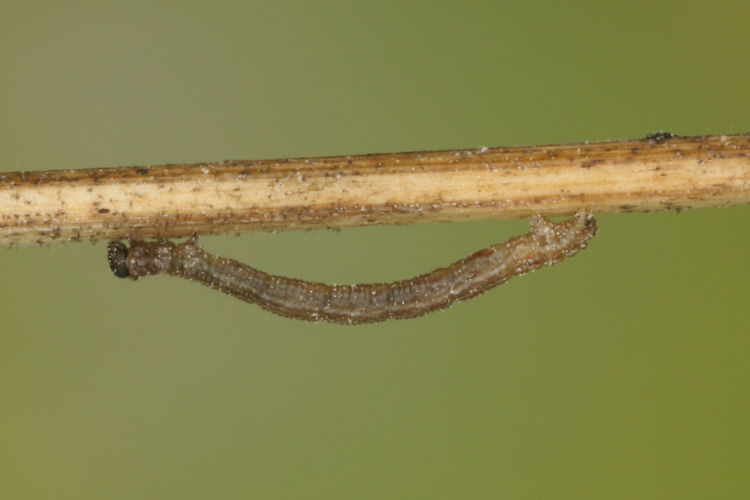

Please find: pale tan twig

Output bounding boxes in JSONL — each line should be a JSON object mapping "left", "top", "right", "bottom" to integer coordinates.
{"left": 1, "top": 132, "right": 748, "bottom": 246}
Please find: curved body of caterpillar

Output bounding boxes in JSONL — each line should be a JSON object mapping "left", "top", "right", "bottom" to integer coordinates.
{"left": 107, "top": 211, "right": 597, "bottom": 324}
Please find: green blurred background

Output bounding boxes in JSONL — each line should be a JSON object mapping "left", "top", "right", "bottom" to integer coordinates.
{"left": 1, "top": 1, "right": 748, "bottom": 498}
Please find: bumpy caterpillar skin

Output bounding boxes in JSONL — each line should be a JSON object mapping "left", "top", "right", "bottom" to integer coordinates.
{"left": 107, "top": 211, "right": 597, "bottom": 324}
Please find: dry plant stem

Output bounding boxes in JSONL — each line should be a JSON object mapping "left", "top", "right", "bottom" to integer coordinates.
{"left": 1, "top": 133, "right": 748, "bottom": 246}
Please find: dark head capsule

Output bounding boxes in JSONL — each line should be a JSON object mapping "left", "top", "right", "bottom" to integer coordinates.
{"left": 107, "top": 241, "right": 130, "bottom": 278}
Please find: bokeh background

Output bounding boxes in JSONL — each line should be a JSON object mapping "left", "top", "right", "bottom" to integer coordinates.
{"left": 1, "top": 1, "right": 748, "bottom": 498}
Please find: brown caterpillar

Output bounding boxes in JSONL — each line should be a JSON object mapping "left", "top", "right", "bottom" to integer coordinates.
{"left": 107, "top": 211, "right": 597, "bottom": 324}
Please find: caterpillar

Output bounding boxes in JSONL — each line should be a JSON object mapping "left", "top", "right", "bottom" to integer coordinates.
{"left": 107, "top": 211, "right": 597, "bottom": 324}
